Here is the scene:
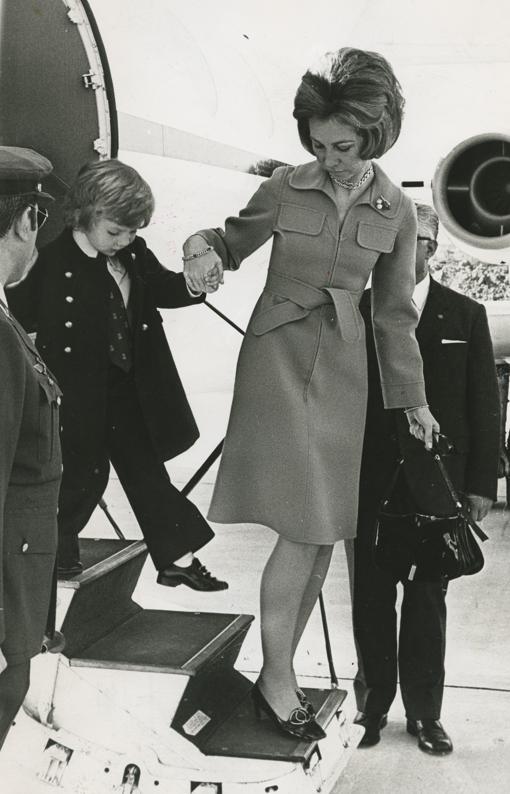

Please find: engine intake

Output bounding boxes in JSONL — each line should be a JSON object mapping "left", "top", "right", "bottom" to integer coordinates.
{"left": 432, "top": 133, "right": 510, "bottom": 264}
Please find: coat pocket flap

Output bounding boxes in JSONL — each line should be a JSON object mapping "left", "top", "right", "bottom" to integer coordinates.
{"left": 251, "top": 300, "right": 309, "bottom": 335}
{"left": 357, "top": 222, "right": 397, "bottom": 253}
{"left": 277, "top": 203, "right": 326, "bottom": 236}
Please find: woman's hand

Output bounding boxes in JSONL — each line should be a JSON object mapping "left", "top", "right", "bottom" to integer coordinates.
{"left": 183, "top": 234, "right": 224, "bottom": 294}
{"left": 405, "top": 405, "right": 440, "bottom": 450}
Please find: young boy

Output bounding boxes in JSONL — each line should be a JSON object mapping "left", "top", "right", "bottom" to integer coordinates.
{"left": 8, "top": 158, "right": 227, "bottom": 591}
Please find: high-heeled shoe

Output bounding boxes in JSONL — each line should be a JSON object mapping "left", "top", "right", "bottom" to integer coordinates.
{"left": 296, "top": 688, "right": 316, "bottom": 717}
{"left": 251, "top": 683, "right": 326, "bottom": 741}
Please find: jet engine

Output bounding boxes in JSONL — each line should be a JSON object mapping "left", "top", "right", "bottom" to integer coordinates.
{"left": 432, "top": 133, "right": 510, "bottom": 264}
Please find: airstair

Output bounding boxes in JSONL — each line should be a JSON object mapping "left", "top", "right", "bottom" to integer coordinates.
{"left": 8, "top": 537, "right": 362, "bottom": 793}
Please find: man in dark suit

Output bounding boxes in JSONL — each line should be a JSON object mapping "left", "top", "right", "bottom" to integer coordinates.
{"left": 8, "top": 159, "right": 226, "bottom": 591}
{"left": 0, "top": 146, "right": 61, "bottom": 748}
{"left": 348, "top": 203, "right": 500, "bottom": 754}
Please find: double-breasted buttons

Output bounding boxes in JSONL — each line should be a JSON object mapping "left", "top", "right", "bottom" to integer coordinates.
{"left": 65, "top": 271, "right": 73, "bottom": 278}
{"left": 65, "top": 296, "right": 74, "bottom": 303}
{"left": 142, "top": 323, "right": 148, "bottom": 331}
{"left": 64, "top": 346, "right": 72, "bottom": 353}
{"left": 65, "top": 321, "right": 73, "bottom": 328}
{"left": 21, "top": 541, "right": 29, "bottom": 553}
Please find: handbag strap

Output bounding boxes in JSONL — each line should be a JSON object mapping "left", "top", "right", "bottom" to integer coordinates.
{"left": 380, "top": 457, "right": 405, "bottom": 508}
{"left": 431, "top": 450, "right": 489, "bottom": 542}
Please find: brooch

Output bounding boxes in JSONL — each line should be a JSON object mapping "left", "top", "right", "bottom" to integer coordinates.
{"left": 375, "top": 194, "right": 391, "bottom": 211}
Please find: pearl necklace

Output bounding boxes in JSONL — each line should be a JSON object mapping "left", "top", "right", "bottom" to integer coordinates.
{"left": 330, "top": 163, "right": 374, "bottom": 190}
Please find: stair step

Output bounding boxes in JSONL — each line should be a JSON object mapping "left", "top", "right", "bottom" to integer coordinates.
{"left": 176, "top": 686, "right": 347, "bottom": 762}
{"left": 69, "top": 611, "right": 253, "bottom": 673}
{"left": 58, "top": 538, "right": 147, "bottom": 590}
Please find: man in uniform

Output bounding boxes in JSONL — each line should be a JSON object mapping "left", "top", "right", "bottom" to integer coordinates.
{"left": 0, "top": 146, "right": 61, "bottom": 748}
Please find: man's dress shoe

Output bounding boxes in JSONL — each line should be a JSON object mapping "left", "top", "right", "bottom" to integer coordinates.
{"left": 157, "top": 557, "right": 228, "bottom": 591}
{"left": 407, "top": 719, "right": 453, "bottom": 754}
{"left": 354, "top": 712, "right": 388, "bottom": 747}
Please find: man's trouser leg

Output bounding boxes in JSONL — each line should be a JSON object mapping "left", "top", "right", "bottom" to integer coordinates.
{"left": 0, "top": 660, "right": 30, "bottom": 750}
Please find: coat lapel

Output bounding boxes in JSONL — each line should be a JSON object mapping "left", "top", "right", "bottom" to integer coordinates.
{"left": 416, "top": 278, "right": 449, "bottom": 349}
{"left": 118, "top": 245, "right": 143, "bottom": 329}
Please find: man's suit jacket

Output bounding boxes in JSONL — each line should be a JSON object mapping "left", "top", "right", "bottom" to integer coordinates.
{"left": 7, "top": 228, "right": 205, "bottom": 466}
{"left": 359, "top": 277, "right": 500, "bottom": 523}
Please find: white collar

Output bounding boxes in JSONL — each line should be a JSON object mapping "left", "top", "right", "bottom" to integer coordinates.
{"left": 73, "top": 228, "right": 101, "bottom": 258}
{"left": 0, "top": 282, "right": 6, "bottom": 306}
{"left": 412, "top": 273, "right": 431, "bottom": 314}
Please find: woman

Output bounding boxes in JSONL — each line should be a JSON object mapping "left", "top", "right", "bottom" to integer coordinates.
{"left": 183, "top": 47, "right": 438, "bottom": 740}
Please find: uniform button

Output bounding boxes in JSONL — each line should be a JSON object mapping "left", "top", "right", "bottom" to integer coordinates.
{"left": 65, "top": 271, "right": 73, "bottom": 278}
{"left": 21, "top": 542, "right": 29, "bottom": 553}
{"left": 65, "top": 296, "right": 74, "bottom": 303}
{"left": 65, "top": 321, "right": 73, "bottom": 328}
{"left": 142, "top": 323, "right": 148, "bottom": 331}
{"left": 64, "top": 346, "right": 72, "bottom": 353}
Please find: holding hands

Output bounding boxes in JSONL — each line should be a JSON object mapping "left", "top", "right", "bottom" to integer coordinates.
{"left": 183, "top": 234, "right": 224, "bottom": 294}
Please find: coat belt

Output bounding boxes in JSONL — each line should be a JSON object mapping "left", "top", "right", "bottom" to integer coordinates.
{"left": 251, "top": 270, "right": 364, "bottom": 341}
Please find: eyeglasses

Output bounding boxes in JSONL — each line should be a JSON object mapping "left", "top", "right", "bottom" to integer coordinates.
{"left": 29, "top": 205, "right": 49, "bottom": 230}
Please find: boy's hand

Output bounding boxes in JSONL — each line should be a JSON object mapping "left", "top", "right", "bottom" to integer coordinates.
{"left": 204, "top": 263, "right": 224, "bottom": 293}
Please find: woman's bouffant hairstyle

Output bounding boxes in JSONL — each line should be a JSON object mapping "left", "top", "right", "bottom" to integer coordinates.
{"left": 293, "top": 48, "right": 405, "bottom": 159}
{"left": 63, "top": 159, "right": 154, "bottom": 230}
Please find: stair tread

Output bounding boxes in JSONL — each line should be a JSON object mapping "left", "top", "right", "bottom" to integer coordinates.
{"left": 69, "top": 610, "right": 253, "bottom": 673}
{"left": 201, "top": 687, "right": 347, "bottom": 762}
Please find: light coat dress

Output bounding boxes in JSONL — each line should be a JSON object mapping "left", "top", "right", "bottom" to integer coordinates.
{"left": 203, "top": 161, "right": 427, "bottom": 543}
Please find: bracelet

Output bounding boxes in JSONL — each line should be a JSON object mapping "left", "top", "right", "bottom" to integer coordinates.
{"left": 182, "top": 245, "right": 213, "bottom": 262}
{"left": 404, "top": 404, "right": 428, "bottom": 414}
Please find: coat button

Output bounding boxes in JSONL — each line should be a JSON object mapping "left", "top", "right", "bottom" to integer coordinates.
{"left": 57, "top": 396, "right": 62, "bottom": 406}
{"left": 65, "top": 321, "right": 73, "bottom": 328}
{"left": 65, "top": 296, "right": 74, "bottom": 303}
{"left": 64, "top": 346, "right": 72, "bottom": 353}
{"left": 65, "top": 271, "right": 73, "bottom": 278}
{"left": 21, "top": 541, "right": 29, "bottom": 553}
{"left": 142, "top": 323, "right": 148, "bottom": 331}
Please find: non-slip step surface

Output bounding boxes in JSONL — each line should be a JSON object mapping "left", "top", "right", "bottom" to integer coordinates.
{"left": 80, "top": 538, "right": 136, "bottom": 569}
{"left": 70, "top": 611, "right": 253, "bottom": 673}
{"left": 202, "top": 687, "right": 347, "bottom": 762}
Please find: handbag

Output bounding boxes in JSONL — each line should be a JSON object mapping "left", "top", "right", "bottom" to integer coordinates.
{"left": 373, "top": 442, "right": 488, "bottom": 582}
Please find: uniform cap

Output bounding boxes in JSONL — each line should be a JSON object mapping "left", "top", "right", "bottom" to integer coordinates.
{"left": 0, "top": 146, "right": 54, "bottom": 201}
